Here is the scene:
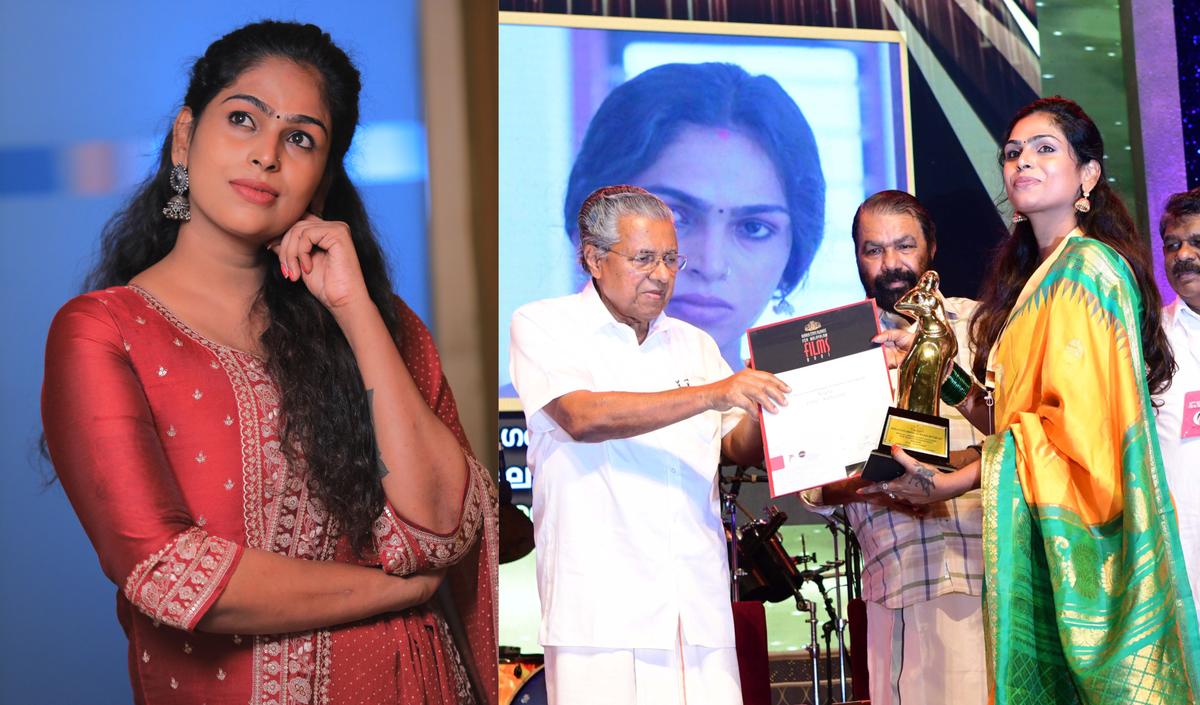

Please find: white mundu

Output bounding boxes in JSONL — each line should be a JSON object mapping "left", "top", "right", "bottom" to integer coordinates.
{"left": 510, "top": 281, "right": 744, "bottom": 649}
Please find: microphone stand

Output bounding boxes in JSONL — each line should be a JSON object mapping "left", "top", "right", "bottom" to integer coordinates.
{"left": 798, "top": 565, "right": 845, "bottom": 704}
{"left": 797, "top": 592, "right": 821, "bottom": 705}
{"left": 827, "top": 513, "right": 851, "bottom": 703}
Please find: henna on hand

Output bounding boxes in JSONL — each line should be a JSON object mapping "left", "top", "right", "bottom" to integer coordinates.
{"left": 906, "top": 464, "right": 936, "bottom": 497}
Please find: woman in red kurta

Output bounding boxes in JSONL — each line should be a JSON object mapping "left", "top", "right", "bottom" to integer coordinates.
{"left": 41, "top": 21, "right": 496, "bottom": 705}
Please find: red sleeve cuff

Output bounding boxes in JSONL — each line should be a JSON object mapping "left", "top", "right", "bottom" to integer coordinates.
{"left": 372, "top": 454, "right": 493, "bottom": 575}
{"left": 122, "top": 526, "right": 243, "bottom": 632}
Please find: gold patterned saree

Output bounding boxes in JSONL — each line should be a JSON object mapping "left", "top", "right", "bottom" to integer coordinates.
{"left": 981, "top": 231, "right": 1200, "bottom": 704}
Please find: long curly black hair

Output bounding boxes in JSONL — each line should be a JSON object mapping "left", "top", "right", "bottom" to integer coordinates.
{"left": 970, "top": 96, "right": 1174, "bottom": 398}
{"left": 84, "top": 21, "right": 399, "bottom": 552}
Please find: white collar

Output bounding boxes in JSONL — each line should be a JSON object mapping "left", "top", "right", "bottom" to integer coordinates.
{"left": 1166, "top": 297, "right": 1200, "bottom": 331}
{"left": 578, "top": 280, "right": 673, "bottom": 341}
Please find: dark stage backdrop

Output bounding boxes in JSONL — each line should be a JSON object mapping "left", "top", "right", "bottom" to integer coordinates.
{"left": 1177, "top": 0, "right": 1200, "bottom": 190}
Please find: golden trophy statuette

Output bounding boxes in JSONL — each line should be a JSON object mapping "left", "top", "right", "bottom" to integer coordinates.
{"left": 895, "top": 272, "right": 957, "bottom": 416}
{"left": 862, "top": 271, "right": 955, "bottom": 482}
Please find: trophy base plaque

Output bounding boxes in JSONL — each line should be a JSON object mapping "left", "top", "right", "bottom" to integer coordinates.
{"left": 861, "top": 406, "right": 953, "bottom": 482}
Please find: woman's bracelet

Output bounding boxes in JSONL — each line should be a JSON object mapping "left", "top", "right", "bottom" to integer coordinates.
{"left": 940, "top": 363, "right": 974, "bottom": 407}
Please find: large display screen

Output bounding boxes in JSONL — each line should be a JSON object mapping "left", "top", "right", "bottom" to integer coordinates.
{"left": 499, "top": 13, "right": 912, "bottom": 392}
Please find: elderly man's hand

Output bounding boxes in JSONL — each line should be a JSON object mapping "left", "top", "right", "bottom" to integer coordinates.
{"left": 707, "top": 369, "right": 791, "bottom": 415}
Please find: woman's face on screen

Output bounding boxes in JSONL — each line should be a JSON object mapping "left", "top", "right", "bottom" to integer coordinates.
{"left": 632, "top": 124, "right": 792, "bottom": 365}
{"left": 174, "top": 57, "right": 332, "bottom": 245}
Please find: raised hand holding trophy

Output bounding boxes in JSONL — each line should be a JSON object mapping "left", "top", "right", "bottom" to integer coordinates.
{"left": 862, "top": 271, "right": 957, "bottom": 482}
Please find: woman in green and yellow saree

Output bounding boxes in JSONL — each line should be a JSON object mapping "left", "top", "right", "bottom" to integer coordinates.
{"left": 866, "top": 97, "right": 1199, "bottom": 703}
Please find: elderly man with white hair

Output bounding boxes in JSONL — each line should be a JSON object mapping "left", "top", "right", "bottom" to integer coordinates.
{"left": 510, "top": 185, "right": 789, "bottom": 705}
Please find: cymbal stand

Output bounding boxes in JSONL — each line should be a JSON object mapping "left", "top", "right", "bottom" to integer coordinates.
{"left": 827, "top": 512, "right": 851, "bottom": 703}
{"left": 796, "top": 563, "right": 844, "bottom": 705}
{"left": 796, "top": 593, "right": 821, "bottom": 705}
{"left": 772, "top": 534, "right": 815, "bottom": 704}
{"left": 721, "top": 465, "right": 749, "bottom": 602}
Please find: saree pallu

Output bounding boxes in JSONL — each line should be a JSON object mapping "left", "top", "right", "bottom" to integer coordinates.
{"left": 981, "top": 233, "right": 1200, "bottom": 704}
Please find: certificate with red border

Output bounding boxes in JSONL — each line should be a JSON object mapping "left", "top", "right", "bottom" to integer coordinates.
{"left": 747, "top": 299, "right": 893, "bottom": 497}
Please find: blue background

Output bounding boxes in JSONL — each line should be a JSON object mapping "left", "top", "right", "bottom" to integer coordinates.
{"left": 0, "top": 3, "right": 428, "bottom": 701}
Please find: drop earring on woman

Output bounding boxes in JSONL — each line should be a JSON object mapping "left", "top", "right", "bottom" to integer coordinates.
{"left": 1074, "top": 189, "right": 1091, "bottom": 213}
{"left": 1011, "top": 211, "right": 1028, "bottom": 224}
{"left": 163, "top": 163, "right": 191, "bottom": 221}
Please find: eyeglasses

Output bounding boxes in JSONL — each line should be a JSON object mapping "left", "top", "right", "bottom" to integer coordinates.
{"left": 602, "top": 247, "right": 688, "bottom": 273}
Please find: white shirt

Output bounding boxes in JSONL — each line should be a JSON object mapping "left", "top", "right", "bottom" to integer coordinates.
{"left": 509, "top": 282, "right": 744, "bottom": 649}
{"left": 1155, "top": 298, "right": 1200, "bottom": 613}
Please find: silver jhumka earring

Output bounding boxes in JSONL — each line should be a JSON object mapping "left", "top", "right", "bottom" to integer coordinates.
{"left": 163, "top": 163, "right": 191, "bottom": 222}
